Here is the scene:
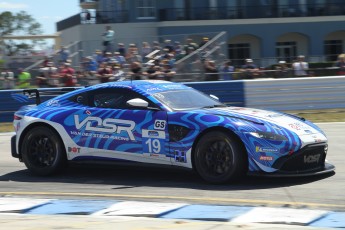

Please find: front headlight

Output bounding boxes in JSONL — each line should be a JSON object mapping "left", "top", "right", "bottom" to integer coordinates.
{"left": 249, "top": 131, "right": 287, "bottom": 141}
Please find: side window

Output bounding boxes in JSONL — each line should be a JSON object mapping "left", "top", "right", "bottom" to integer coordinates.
{"left": 68, "top": 92, "right": 88, "bottom": 106}
{"left": 93, "top": 92, "right": 125, "bottom": 108}
{"left": 87, "top": 88, "right": 158, "bottom": 110}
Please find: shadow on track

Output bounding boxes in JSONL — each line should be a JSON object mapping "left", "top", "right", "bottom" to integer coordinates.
{"left": 0, "top": 162, "right": 335, "bottom": 191}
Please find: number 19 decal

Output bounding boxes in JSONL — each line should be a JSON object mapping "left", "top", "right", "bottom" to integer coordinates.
{"left": 142, "top": 129, "right": 165, "bottom": 154}
{"left": 145, "top": 139, "right": 161, "bottom": 153}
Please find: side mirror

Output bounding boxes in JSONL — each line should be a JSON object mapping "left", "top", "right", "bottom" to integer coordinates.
{"left": 127, "top": 98, "right": 149, "bottom": 108}
{"left": 210, "top": 94, "right": 219, "bottom": 101}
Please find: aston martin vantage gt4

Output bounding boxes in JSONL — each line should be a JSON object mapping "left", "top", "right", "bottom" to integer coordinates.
{"left": 11, "top": 80, "right": 335, "bottom": 183}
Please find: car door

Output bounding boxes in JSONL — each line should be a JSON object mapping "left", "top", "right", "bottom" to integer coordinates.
{"left": 74, "top": 87, "right": 171, "bottom": 165}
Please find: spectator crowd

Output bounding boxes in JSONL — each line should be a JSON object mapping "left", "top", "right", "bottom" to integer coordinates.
{"left": 1, "top": 34, "right": 345, "bottom": 90}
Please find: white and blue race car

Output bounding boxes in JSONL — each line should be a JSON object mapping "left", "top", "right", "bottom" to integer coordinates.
{"left": 11, "top": 80, "right": 335, "bottom": 183}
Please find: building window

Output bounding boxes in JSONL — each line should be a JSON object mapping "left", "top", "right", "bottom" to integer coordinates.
{"left": 136, "top": 0, "right": 156, "bottom": 19}
{"left": 229, "top": 43, "right": 250, "bottom": 67}
{"left": 324, "top": 40, "right": 343, "bottom": 61}
{"left": 276, "top": 41, "right": 297, "bottom": 63}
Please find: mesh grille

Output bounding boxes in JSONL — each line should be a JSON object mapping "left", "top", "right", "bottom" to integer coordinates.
{"left": 274, "top": 144, "right": 327, "bottom": 173}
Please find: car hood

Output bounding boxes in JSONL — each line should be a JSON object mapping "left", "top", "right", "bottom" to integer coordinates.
{"left": 203, "top": 106, "right": 327, "bottom": 144}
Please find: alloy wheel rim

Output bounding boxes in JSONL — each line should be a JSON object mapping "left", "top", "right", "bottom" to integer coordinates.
{"left": 28, "top": 135, "right": 56, "bottom": 167}
{"left": 203, "top": 140, "right": 232, "bottom": 176}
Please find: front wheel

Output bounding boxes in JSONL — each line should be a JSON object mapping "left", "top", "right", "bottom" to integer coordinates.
{"left": 21, "top": 126, "right": 66, "bottom": 176}
{"left": 193, "top": 131, "right": 247, "bottom": 184}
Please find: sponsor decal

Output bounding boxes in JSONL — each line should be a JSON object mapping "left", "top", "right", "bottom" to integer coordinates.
{"left": 304, "top": 154, "right": 321, "bottom": 164}
{"left": 162, "top": 84, "right": 184, "bottom": 89}
{"left": 259, "top": 156, "right": 273, "bottom": 161}
{"left": 154, "top": 120, "right": 166, "bottom": 130}
{"left": 145, "top": 87, "right": 161, "bottom": 92}
{"left": 68, "top": 147, "right": 81, "bottom": 153}
{"left": 289, "top": 123, "right": 302, "bottom": 130}
{"left": 304, "top": 130, "right": 312, "bottom": 134}
{"left": 85, "top": 110, "right": 91, "bottom": 115}
{"left": 74, "top": 115, "right": 135, "bottom": 141}
{"left": 70, "top": 131, "right": 130, "bottom": 141}
{"left": 47, "top": 99, "right": 59, "bottom": 106}
{"left": 174, "top": 150, "right": 187, "bottom": 163}
{"left": 147, "top": 131, "right": 160, "bottom": 137}
{"left": 311, "top": 135, "right": 323, "bottom": 143}
{"left": 255, "top": 146, "right": 279, "bottom": 153}
{"left": 77, "top": 96, "right": 84, "bottom": 103}
{"left": 289, "top": 122, "right": 309, "bottom": 131}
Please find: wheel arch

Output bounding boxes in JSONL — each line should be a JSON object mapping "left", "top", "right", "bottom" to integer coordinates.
{"left": 191, "top": 126, "right": 248, "bottom": 172}
{"left": 18, "top": 122, "right": 66, "bottom": 157}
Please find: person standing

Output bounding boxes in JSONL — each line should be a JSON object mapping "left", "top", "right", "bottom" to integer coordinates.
{"left": 96, "top": 63, "right": 112, "bottom": 83}
{"left": 60, "top": 62, "right": 77, "bottom": 87}
{"left": 57, "top": 46, "right": 70, "bottom": 65}
{"left": 116, "top": 43, "right": 126, "bottom": 57}
{"left": 0, "top": 69, "right": 15, "bottom": 89}
{"left": 17, "top": 68, "right": 31, "bottom": 89}
{"left": 335, "top": 53, "right": 345, "bottom": 75}
{"left": 292, "top": 55, "right": 309, "bottom": 77}
{"left": 220, "top": 60, "right": 234, "bottom": 80}
{"left": 102, "top": 26, "right": 115, "bottom": 54}
{"left": 113, "top": 52, "right": 126, "bottom": 67}
{"left": 204, "top": 60, "right": 219, "bottom": 81}
{"left": 38, "top": 61, "right": 59, "bottom": 87}
{"left": 128, "top": 62, "right": 143, "bottom": 80}
{"left": 240, "top": 59, "right": 259, "bottom": 79}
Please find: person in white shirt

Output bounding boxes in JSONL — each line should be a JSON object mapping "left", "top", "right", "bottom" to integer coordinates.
{"left": 0, "top": 69, "right": 15, "bottom": 89}
{"left": 38, "top": 62, "right": 59, "bottom": 87}
{"left": 102, "top": 26, "right": 115, "bottom": 54}
{"left": 292, "top": 55, "right": 309, "bottom": 77}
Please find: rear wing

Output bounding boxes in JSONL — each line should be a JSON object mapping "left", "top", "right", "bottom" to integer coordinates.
{"left": 22, "top": 88, "right": 81, "bottom": 105}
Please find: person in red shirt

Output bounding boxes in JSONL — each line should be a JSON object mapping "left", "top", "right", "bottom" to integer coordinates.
{"left": 60, "top": 62, "right": 77, "bottom": 87}
{"left": 96, "top": 63, "right": 112, "bottom": 83}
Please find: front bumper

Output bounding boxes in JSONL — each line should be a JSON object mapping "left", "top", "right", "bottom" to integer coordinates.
{"left": 248, "top": 162, "right": 335, "bottom": 177}
{"left": 248, "top": 143, "right": 335, "bottom": 177}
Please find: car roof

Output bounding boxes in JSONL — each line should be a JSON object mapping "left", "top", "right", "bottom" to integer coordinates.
{"left": 88, "top": 80, "right": 191, "bottom": 95}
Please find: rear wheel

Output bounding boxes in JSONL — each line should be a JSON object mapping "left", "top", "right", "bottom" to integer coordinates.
{"left": 194, "top": 131, "right": 247, "bottom": 184}
{"left": 21, "top": 126, "right": 66, "bottom": 176}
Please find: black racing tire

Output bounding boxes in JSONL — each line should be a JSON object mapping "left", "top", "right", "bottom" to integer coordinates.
{"left": 21, "top": 126, "right": 67, "bottom": 176}
{"left": 193, "top": 131, "right": 247, "bottom": 184}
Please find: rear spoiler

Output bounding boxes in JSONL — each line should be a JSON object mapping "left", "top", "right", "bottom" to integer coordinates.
{"left": 23, "top": 88, "right": 81, "bottom": 105}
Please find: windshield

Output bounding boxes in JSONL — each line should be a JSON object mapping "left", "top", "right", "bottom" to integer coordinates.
{"left": 153, "top": 89, "right": 225, "bottom": 110}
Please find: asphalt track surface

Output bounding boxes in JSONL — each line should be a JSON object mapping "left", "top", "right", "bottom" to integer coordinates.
{"left": 0, "top": 123, "right": 344, "bottom": 213}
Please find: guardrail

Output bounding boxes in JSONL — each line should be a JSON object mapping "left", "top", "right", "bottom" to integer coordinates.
{"left": 0, "top": 76, "right": 344, "bottom": 123}
{"left": 244, "top": 76, "right": 345, "bottom": 111}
